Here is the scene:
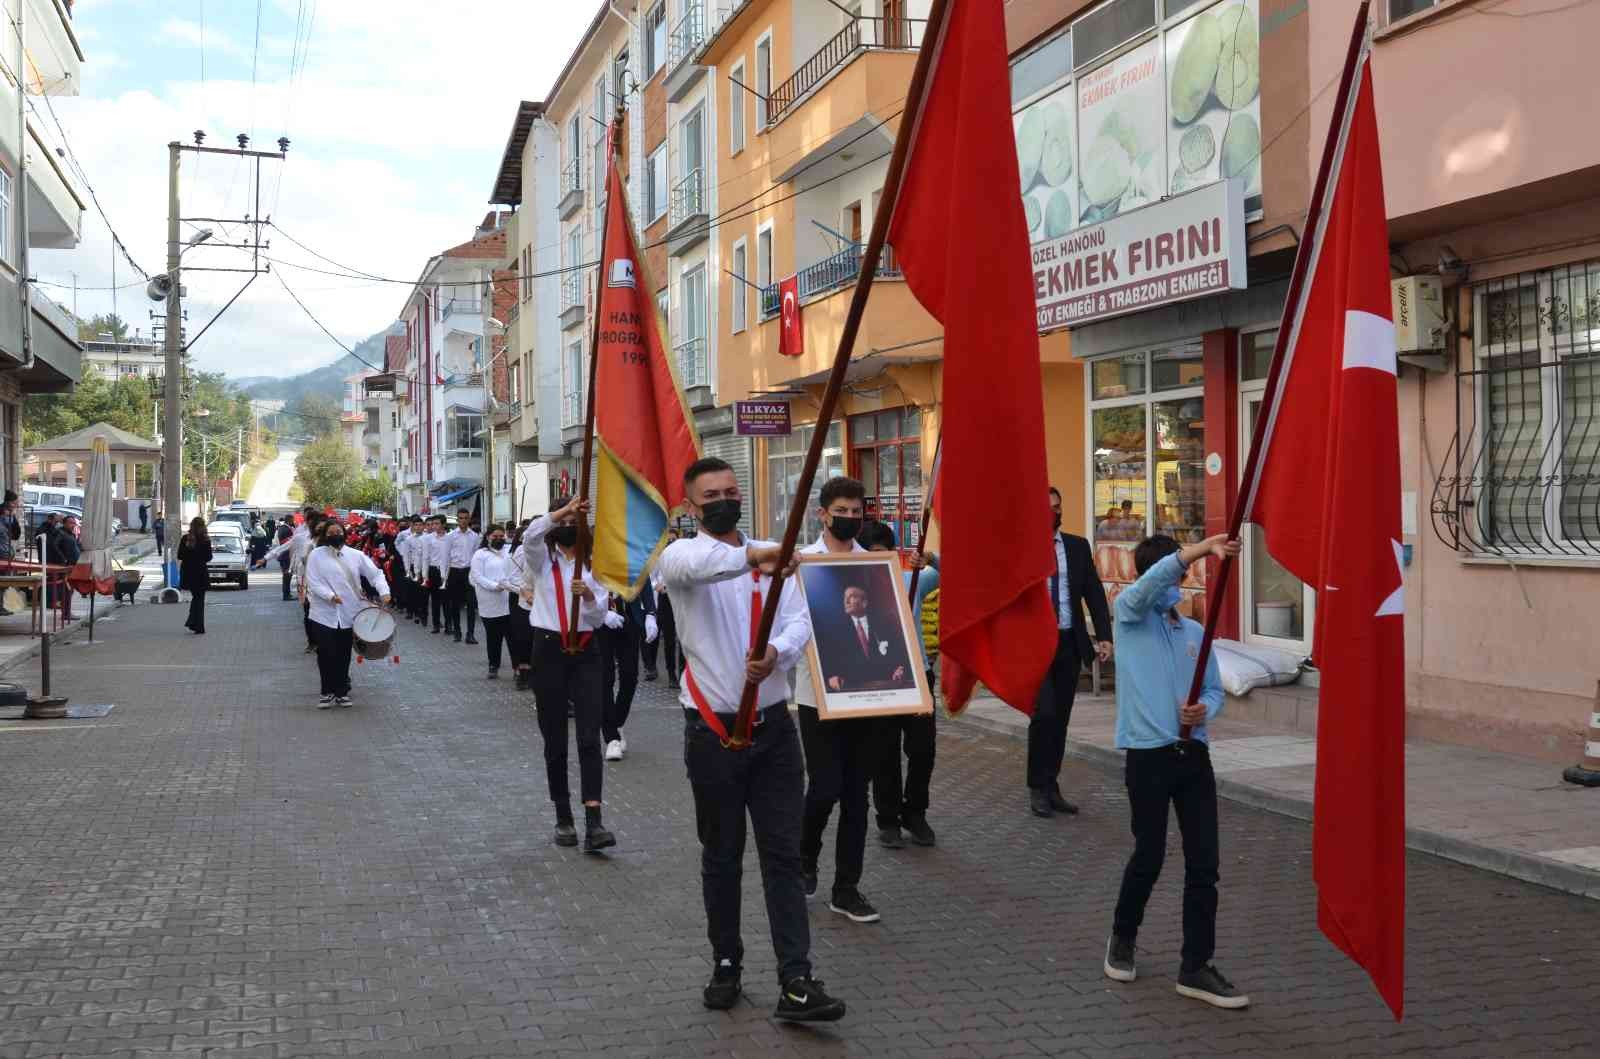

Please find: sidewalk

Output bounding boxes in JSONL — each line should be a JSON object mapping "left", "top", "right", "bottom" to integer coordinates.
{"left": 957, "top": 690, "right": 1600, "bottom": 901}
{"left": 0, "top": 532, "right": 158, "bottom": 677}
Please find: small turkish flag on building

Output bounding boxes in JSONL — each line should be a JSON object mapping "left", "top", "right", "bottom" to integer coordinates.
{"left": 777, "top": 276, "right": 803, "bottom": 357}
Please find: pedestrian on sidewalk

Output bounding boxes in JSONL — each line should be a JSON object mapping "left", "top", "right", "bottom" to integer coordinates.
{"left": 657, "top": 456, "right": 845, "bottom": 1024}
{"left": 793, "top": 476, "right": 885, "bottom": 927}
{"left": 1101, "top": 532, "right": 1248, "bottom": 1011}
{"left": 858, "top": 520, "right": 939, "bottom": 849}
{"left": 177, "top": 518, "right": 211, "bottom": 634}
{"left": 469, "top": 525, "right": 518, "bottom": 679}
{"left": 1029, "top": 486, "right": 1113, "bottom": 818}
{"left": 599, "top": 577, "right": 655, "bottom": 762}
{"left": 153, "top": 512, "right": 165, "bottom": 560}
{"left": 304, "top": 519, "right": 391, "bottom": 709}
{"left": 520, "top": 496, "right": 615, "bottom": 853}
{"left": 139, "top": 502, "right": 149, "bottom": 533}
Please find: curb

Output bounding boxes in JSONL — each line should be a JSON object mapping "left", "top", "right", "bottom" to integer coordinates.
{"left": 952, "top": 710, "right": 1600, "bottom": 902}
{"left": 0, "top": 610, "right": 94, "bottom": 678}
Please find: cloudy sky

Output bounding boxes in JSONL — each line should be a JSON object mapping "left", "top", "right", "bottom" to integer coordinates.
{"left": 36, "top": 0, "right": 599, "bottom": 379}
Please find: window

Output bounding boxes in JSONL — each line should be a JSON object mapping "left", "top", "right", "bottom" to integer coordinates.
{"left": 679, "top": 264, "right": 708, "bottom": 387}
{"left": 645, "top": 144, "right": 668, "bottom": 224}
{"left": 452, "top": 412, "right": 483, "bottom": 452}
{"left": 766, "top": 423, "right": 843, "bottom": 541}
{"left": 594, "top": 77, "right": 608, "bottom": 222}
{"left": 729, "top": 60, "right": 746, "bottom": 154}
{"left": 1073, "top": 0, "right": 1156, "bottom": 69}
{"left": 850, "top": 407, "right": 925, "bottom": 548}
{"left": 1388, "top": 0, "right": 1437, "bottom": 21}
{"left": 731, "top": 240, "right": 748, "bottom": 333}
{"left": 645, "top": 4, "right": 667, "bottom": 77}
{"left": 755, "top": 34, "right": 772, "bottom": 128}
{"left": 757, "top": 224, "right": 773, "bottom": 289}
{"left": 656, "top": 286, "right": 669, "bottom": 325}
{"left": 613, "top": 48, "right": 630, "bottom": 104}
{"left": 565, "top": 115, "right": 582, "bottom": 194}
{"left": 564, "top": 339, "right": 585, "bottom": 427}
{"left": 1010, "top": 30, "right": 1071, "bottom": 105}
{"left": 0, "top": 169, "right": 11, "bottom": 265}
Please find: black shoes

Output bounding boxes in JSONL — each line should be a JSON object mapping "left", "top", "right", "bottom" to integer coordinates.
{"left": 1176, "top": 964, "right": 1250, "bottom": 1009}
{"left": 775, "top": 976, "right": 846, "bottom": 1023}
{"left": 553, "top": 822, "right": 578, "bottom": 847}
{"left": 453, "top": 633, "right": 462, "bottom": 643}
{"left": 827, "top": 889, "right": 880, "bottom": 924}
{"left": 1029, "top": 789, "right": 1055, "bottom": 817}
{"left": 878, "top": 825, "right": 907, "bottom": 849}
{"left": 1103, "top": 935, "right": 1137, "bottom": 982}
{"left": 465, "top": 636, "right": 478, "bottom": 644}
{"left": 642, "top": 669, "right": 658, "bottom": 682}
{"left": 1049, "top": 791, "right": 1080, "bottom": 815}
{"left": 801, "top": 865, "right": 818, "bottom": 899}
{"left": 702, "top": 959, "right": 741, "bottom": 1010}
{"left": 903, "top": 814, "right": 937, "bottom": 846}
{"left": 487, "top": 667, "right": 498, "bottom": 679}
{"left": 431, "top": 626, "right": 441, "bottom": 635}
{"left": 583, "top": 807, "right": 616, "bottom": 853}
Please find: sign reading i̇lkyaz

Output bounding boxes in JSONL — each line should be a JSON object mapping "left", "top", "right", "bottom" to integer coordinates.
{"left": 1031, "top": 178, "right": 1247, "bottom": 331}
{"left": 734, "top": 400, "right": 792, "bottom": 437}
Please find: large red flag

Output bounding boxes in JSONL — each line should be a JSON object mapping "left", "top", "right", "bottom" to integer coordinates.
{"left": 1246, "top": 59, "right": 1405, "bottom": 1018}
{"left": 888, "top": 0, "right": 1055, "bottom": 713}
{"left": 777, "top": 276, "right": 803, "bottom": 357}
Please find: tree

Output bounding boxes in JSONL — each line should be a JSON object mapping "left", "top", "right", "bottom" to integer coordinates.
{"left": 289, "top": 393, "right": 341, "bottom": 440}
{"left": 76, "top": 313, "right": 130, "bottom": 343}
{"left": 350, "top": 468, "right": 397, "bottom": 513}
{"left": 293, "top": 434, "right": 363, "bottom": 508}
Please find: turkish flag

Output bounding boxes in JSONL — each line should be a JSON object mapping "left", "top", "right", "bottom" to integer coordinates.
{"left": 887, "top": 0, "right": 1055, "bottom": 714}
{"left": 777, "top": 276, "right": 803, "bottom": 357}
{"left": 1246, "top": 62, "right": 1405, "bottom": 1018}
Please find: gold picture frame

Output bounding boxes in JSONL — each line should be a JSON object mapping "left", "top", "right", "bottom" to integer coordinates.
{"left": 795, "top": 551, "right": 933, "bottom": 720}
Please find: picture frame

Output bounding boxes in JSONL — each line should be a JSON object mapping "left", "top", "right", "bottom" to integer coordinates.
{"left": 795, "top": 551, "right": 934, "bottom": 720}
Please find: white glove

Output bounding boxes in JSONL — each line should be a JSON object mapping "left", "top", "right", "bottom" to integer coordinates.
{"left": 603, "top": 611, "right": 625, "bottom": 630}
{"left": 644, "top": 613, "right": 659, "bottom": 643}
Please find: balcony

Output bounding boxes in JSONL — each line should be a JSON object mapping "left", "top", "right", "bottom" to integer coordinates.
{"left": 768, "top": 17, "right": 924, "bottom": 130}
{"left": 674, "top": 336, "right": 708, "bottom": 390}
{"left": 759, "top": 243, "right": 901, "bottom": 320}
{"left": 443, "top": 296, "right": 482, "bottom": 320}
{"left": 27, "top": 0, "right": 84, "bottom": 99}
{"left": 665, "top": 0, "right": 709, "bottom": 102}
{"left": 0, "top": 280, "right": 81, "bottom": 393}
{"left": 559, "top": 272, "right": 586, "bottom": 331}
{"left": 562, "top": 389, "right": 583, "bottom": 432}
{"left": 558, "top": 156, "right": 583, "bottom": 220}
{"left": 666, "top": 168, "right": 708, "bottom": 256}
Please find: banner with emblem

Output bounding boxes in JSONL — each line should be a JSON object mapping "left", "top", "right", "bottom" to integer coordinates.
{"left": 589, "top": 121, "right": 702, "bottom": 599}
{"left": 778, "top": 275, "right": 803, "bottom": 357}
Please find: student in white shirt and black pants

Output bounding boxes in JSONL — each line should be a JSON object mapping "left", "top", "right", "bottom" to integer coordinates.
{"left": 520, "top": 496, "right": 616, "bottom": 853}
{"left": 423, "top": 516, "right": 449, "bottom": 633}
{"left": 656, "top": 456, "right": 845, "bottom": 1024}
{"left": 443, "top": 509, "right": 479, "bottom": 642}
{"left": 303, "top": 520, "right": 391, "bottom": 708}
{"left": 470, "top": 524, "right": 518, "bottom": 678}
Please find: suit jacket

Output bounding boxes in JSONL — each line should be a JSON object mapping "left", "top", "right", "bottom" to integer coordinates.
{"left": 623, "top": 579, "right": 656, "bottom": 626}
{"left": 819, "top": 608, "right": 914, "bottom": 691}
{"left": 1051, "top": 531, "right": 1112, "bottom": 664}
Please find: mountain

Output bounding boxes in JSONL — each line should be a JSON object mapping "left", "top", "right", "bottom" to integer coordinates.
{"left": 235, "top": 330, "right": 389, "bottom": 406}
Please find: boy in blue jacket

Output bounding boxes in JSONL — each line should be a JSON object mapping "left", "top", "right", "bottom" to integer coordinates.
{"left": 1101, "top": 532, "right": 1249, "bottom": 1010}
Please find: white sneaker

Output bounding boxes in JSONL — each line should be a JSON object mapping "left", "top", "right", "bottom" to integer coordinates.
{"left": 618, "top": 734, "right": 627, "bottom": 756}
{"left": 605, "top": 739, "right": 623, "bottom": 762}
{"left": 317, "top": 695, "right": 333, "bottom": 709}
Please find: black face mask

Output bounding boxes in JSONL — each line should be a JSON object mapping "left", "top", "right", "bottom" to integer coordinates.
{"left": 549, "top": 524, "right": 579, "bottom": 548}
{"left": 828, "top": 515, "right": 862, "bottom": 542}
{"left": 326, "top": 535, "right": 344, "bottom": 549}
{"left": 1052, "top": 511, "right": 1062, "bottom": 531}
{"left": 491, "top": 538, "right": 506, "bottom": 550}
{"left": 699, "top": 498, "right": 742, "bottom": 535}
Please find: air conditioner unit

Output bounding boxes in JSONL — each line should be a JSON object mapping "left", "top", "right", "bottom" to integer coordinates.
{"left": 1391, "top": 275, "right": 1446, "bottom": 356}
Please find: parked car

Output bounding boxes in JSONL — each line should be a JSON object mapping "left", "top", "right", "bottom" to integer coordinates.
{"left": 209, "top": 510, "right": 254, "bottom": 534}
{"left": 205, "top": 523, "right": 250, "bottom": 589}
{"left": 22, "top": 485, "right": 84, "bottom": 512}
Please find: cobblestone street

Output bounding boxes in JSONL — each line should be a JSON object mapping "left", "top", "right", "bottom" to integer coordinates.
{"left": 0, "top": 589, "right": 1593, "bottom": 1057}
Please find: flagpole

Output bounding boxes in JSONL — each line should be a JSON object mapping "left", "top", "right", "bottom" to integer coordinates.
{"left": 726, "top": 0, "right": 954, "bottom": 748}
{"left": 1180, "top": 1, "right": 1372, "bottom": 738}
{"left": 567, "top": 102, "right": 625, "bottom": 652}
{"left": 907, "top": 433, "right": 941, "bottom": 603}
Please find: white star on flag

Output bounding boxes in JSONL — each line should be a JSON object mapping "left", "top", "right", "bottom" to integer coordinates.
{"left": 1375, "top": 538, "right": 1404, "bottom": 617}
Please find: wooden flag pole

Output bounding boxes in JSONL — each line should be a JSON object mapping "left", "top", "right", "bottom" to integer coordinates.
{"left": 907, "top": 434, "right": 941, "bottom": 604}
{"left": 1178, "top": 2, "right": 1371, "bottom": 738}
{"left": 567, "top": 101, "right": 626, "bottom": 652}
{"left": 726, "top": 0, "right": 953, "bottom": 748}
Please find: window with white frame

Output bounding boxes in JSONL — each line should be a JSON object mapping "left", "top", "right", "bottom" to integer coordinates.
{"left": 678, "top": 265, "right": 708, "bottom": 388}
{"left": 729, "top": 60, "right": 746, "bottom": 154}
{"left": 645, "top": 3, "right": 667, "bottom": 78}
{"left": 0, "top": 169, "right": 11, "bottom": 266}
{"left": 755, "top": 35, "right": 772, "bottom": 128}
{"left": 731, "top": 239, "right": 748, "bottom": 333}
{"left": 757, "top": 224, "right": 774, "bottom": 317}
{"left": 1388, "top": 0, "right": 1438, "bottom": 21}
{"left": 656, "top": 286, "right": 669, "bottom": 325}
{"left": 593, "top": 77, "right": 608, "bottom": 222}
{"left": 564, "top": 339, "right": 585, "bottom": 427}
{"left": 646, "top": 143, "right": 668, "bottom": 224}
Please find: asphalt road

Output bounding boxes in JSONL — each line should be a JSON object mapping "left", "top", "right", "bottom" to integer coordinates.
{"left": 246, "top": 447, "right": 300, "bottom": 508}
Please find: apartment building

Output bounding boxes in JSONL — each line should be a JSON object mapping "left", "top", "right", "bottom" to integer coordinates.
{"left": 81, "top": 336, "right": 164, "bottom": 381}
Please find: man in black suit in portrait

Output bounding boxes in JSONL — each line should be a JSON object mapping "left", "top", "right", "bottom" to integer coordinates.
{"left": 1029, "top": 485, "right": 1113, "bottom": 818}
{"left": 820, "top": 581, "right": 914, "bottom": 693}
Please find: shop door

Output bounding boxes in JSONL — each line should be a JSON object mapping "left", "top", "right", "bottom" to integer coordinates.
{"left": 1241, "top": 394, "right": 1314, "bottom": 653}
{"left": 850, "top": 407, "right": 923, "bottom": 550}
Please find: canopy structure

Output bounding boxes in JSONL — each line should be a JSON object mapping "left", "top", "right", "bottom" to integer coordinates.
{"left": 24, "top": 422, "right": 161, "bottom": 502}
{"left": 430, "top": 478, "right": 482, "bottom": 507}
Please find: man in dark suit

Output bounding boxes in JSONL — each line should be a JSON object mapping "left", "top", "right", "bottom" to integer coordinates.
{"left": 820, "top": 582, "right": 913, "bottom": 692}
{"left": 1029, "top": 486, "right": 1113, "bottom": 818}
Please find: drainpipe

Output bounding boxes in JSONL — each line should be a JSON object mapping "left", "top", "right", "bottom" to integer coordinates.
{"left": 15, "top": 0, "right": 33, "bottom": 371}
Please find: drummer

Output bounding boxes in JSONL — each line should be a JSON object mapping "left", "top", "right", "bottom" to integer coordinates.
{"left": 304, "top": 518, "right": 392, "bottom": 709}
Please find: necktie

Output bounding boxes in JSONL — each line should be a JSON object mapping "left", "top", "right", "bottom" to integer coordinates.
{"left": 856, "top": 619, "right": 870, "bottom": 656}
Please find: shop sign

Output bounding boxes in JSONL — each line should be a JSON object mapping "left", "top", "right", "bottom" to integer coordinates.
{"left": 1031, "top": 177, "right": 1246, "bottom": 330}
{"left": 734, "top": 400, "right": 792, "bottom": 437}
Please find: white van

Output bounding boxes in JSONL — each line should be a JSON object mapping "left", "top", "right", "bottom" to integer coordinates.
{"left": 22, "top": 485, "right": 84, "bottom": 511}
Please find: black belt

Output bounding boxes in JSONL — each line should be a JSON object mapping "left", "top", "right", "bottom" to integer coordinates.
{"left": 685, "top": 702, "right": 788, "bottom": 726}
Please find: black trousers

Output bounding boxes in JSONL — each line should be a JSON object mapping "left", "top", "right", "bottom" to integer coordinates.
{"left": 1113, "top": 744, "right": 1221, "bottom": 972}
{"left": 427, "top": 567, "right": 445, "bottom": 630}
{"left": 445, "top": 568, "right": 469, "bottom": 634}
{"left": 506, "top": 601, "right": 532, "bottom": 670}
{"left": 185, "top": 586, "right": 206, "bottom": 633}
{"left": 798, "top": 707, "right": 879, "bottom": 897}
{"left": 599, "top": 617, "right": 640, "bottom": 743}
{"left": 1027, "top": 631, "right": 1082, "bottom": 791}
{"left": 657, "top": 594, "right": 682, "bottom": 683}
{"left": 874, "top": 710, "right": 936, "bottom": 829}
{"left": 463, "top": 585, "right": 478, "bottom": 640}
{"left": 685, "top": 704, "right": 811, "bottom": 985}
{"left": 481, "top": 613, "right": 508, "bottom": 670}
{"left": 280, "top": 564, "right": 293, "bottom": 600}
{"left": 302, "top": 598, "right": 314, "bottom": 649}
{"left": 531, "top": 630, "right": 604, "bottom": 812}
{"left": 312, "top": 622, "right": 355, "bottom": 697}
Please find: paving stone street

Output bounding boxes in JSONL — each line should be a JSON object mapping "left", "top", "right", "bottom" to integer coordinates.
{"left": 0, "top": 586, "right": 1593, "bottom": 1058}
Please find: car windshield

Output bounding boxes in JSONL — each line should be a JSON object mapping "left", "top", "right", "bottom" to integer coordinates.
{"left": 212, "top": 535, "right": 243, "bottom": 553}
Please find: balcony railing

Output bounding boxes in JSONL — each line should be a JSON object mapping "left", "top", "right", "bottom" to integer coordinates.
{"left": 767, "top": 16, "right": 925, "bottom": 128}
{"left": 670, "top": 167, "right": 705, "bottom": 230}
{"left": 563, "top": 389, "right": 583, "bottom": 428}
{"left": 759, "top": 244, "right": 901, "bottom": 319}
{"left": 443, "top": 296, "right": 482, "bottom": 320}
{"left": 561, "top": 272, "right": 585, "bottom": 312}
{"left": 674, "top": 336, "right": 708, "bottom": 389}
{"left": 561, "top": 156, "right": 581, "bottom": 197}
{"left": 668, "top": 0, "right": 706, "bottom": 70}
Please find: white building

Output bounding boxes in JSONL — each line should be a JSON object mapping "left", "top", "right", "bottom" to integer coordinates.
{"left": 81, "top": 336, "right": 164, "bottom": 382}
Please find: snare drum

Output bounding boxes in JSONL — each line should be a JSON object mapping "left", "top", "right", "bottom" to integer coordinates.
{"left": 352, "top": 606, "right": 397, "bottom": 661}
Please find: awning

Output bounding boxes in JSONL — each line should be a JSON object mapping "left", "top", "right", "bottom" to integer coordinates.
{"left": 429, "top": 478, "right": 482, "bottom": 506}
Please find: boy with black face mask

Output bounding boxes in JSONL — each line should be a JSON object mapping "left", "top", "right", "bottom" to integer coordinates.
{"left": 303, "top": 520, "right": 391, "bottom": 708}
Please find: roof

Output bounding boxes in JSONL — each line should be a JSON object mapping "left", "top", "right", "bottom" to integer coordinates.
{"left": 384, "top": 334, "right": 407, "bottom": 371}
{"left": 490, "top": 101, "right": 547, "bottom": 206}
{"left": 28, "top": 422, "right": 161, "bottom": 454}
{"left": 441, "top": 227, "right": 508, "bottom": 261}
{"left": 545, "top": 1, "right": 620, "bottom": 108}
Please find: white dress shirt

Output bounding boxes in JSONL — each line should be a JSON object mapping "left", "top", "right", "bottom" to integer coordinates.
{"left": 1053, "top": 533, "right": 1073, "bottom": 630}
{"left": 658, "top": 531, "right": 811, "bottom": 714}
{"left": 304, "top": 544, "right": 391, "bottom": 629}
{"left": 470, "top": 545, "right": 518, "bottom": 619}
{"left": 394, "top": 528, "right": 413, "bottom": 575}
{"left": 421, "top": 531, "right": 448, "bottom": 573}
{"left": 792, "top": 535, "right": 865, "bottom": 709}
{"left": 263, "top": 523, "right": 315, "bottom": 580}
{"left": 519, "top": 515, "right": 609, "bottom": 632}
{"left": 511, "top": 544, "right": 533, "bottom": 613}
{"left": 445, "top": 527, "right": 479, "bottom": 569}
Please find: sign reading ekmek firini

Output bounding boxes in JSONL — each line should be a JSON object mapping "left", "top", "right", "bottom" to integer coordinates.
{"left": 1031, "top": 178, "right": 1247, "bottom": 331}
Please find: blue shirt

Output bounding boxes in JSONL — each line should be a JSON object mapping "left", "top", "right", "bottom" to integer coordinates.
{"left": 901, "top": 565, "right": 940, "bottom": 667}
{"left": 1112, "top": 553, "right": 1224, "bottom": 750}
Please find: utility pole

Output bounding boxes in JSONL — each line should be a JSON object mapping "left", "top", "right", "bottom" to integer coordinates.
{"left": 161, "top": 142, "right": 182, "bottom": 584}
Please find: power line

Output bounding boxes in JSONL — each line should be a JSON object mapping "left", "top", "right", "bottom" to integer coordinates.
{"left": 273, "top": 268, "right": 387, "bottom": 373}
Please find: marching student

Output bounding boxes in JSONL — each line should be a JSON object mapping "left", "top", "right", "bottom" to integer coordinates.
{"left": 470, "top": 525, "right": 519, "bottom": 679}
{"left": 303, "top": 518, "right": 391, "bottom": 709}
{"left": 520, "top": 496, "right": 616, "bottom": 853}
{"left": 260, "top": 507, "right": 321, "bottom": 653}
{"left": 463, "top": 515, "right": 482, "bottom": 645}
{"left": 507, "top": 520, "right": 535, "bottom": 690}
{"left": 1101, "top": 532, "right": 1247, "bottom": 1010}
{"left": 443, "top": 508, "right": 478, "bottom": 642}
{"left": 599, "top": 578, "right": 657, "bottom": 762}
{"left": 792, "top": 476, "right": 883, "bottom": 925}
{"left": 423, "top": 515, "right": 449, "bottom": 634}
{"left": 657, "top": 456, "right": 845, "bottom": 1023}
{"left": 405, "top": 515, "right": 429, "bottom": 624}
{"left": 393, "top": 516, "right": 416, "bottom": 621}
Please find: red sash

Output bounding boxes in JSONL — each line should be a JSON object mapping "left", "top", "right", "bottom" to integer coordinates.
{"left": 684, "top": 570, "right": 763, "bottom": 745}
{"left": 552, "top": 559, "right": 593, "bottom": 650}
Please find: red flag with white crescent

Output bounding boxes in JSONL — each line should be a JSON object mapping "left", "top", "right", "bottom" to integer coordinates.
{"left": 778, "top": 276, "right": 803, "bottom": 357}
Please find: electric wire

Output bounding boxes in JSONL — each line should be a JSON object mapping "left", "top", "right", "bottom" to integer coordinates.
{"left": 272, "top": 269, "right": 388, "bottom": 373}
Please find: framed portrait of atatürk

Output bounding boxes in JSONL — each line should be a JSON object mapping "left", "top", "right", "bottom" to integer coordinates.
{"left": 795, "top": 551, "right": 933, "bottom": 720}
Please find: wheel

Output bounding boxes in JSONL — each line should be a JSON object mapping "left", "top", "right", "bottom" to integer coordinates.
{"left": 237, "top": 573, "right": 249, "bottom": 590}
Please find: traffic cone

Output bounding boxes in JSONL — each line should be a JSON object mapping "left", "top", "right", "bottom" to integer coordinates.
{"left": 1562, "top": 680, "right": 1600, "bottom": 787}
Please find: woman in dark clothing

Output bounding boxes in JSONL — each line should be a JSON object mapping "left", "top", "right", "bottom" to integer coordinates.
{"left": 177, "top": 517, "right": 213, "bottom": 634}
